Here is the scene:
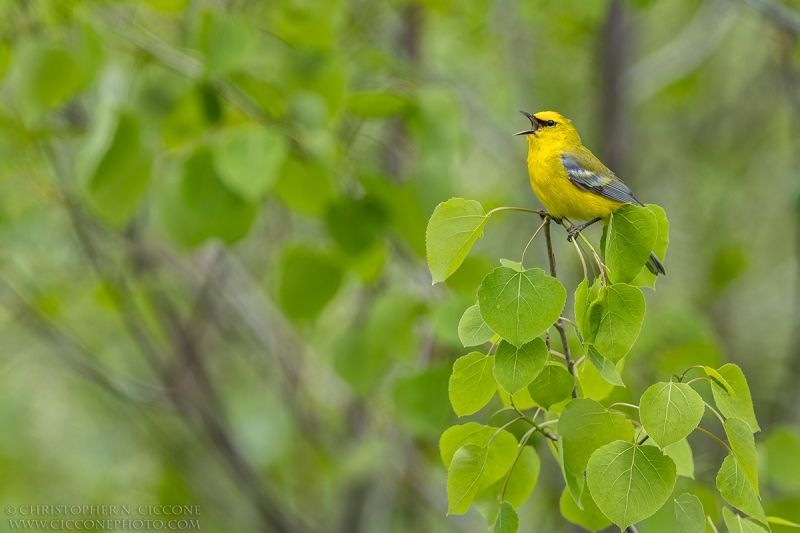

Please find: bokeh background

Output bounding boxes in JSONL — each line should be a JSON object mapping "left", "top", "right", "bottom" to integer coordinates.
{"left": 0, "top": 0, "right": 799, "bottom": 531}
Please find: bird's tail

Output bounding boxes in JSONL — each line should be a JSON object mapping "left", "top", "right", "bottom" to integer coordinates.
{"left": 645, "top": 252, "right": 666, "bottom": 276}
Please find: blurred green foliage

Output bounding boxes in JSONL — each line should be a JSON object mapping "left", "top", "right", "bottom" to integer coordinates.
{"left": 0, "top": 0, "right": 798, "bottom": 531}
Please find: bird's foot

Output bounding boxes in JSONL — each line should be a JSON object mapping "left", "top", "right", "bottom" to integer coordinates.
{"left": 566, "top": 226, "right": 581, "bottom": 242}
{"left": 565, "top": 217, "right": 601, "bottom": 241}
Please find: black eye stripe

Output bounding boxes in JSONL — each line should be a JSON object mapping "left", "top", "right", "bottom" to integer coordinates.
{"left": 547, "top": 120, "right": 556, "bottom": 127}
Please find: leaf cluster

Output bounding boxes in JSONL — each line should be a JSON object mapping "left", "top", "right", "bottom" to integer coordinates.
{"left": 427, "top": 198, "right": 785, "bottom": 532}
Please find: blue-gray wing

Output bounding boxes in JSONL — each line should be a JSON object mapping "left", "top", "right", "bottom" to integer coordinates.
{"left": 561, "top": 152, "right": 641, "bottom": 206}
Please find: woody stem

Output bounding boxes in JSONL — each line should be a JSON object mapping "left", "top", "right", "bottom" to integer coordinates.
{"left": 543, "top": 217, "right": 578, "bottom": 398}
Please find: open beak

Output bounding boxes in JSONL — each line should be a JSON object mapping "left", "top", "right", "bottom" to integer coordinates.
{"left": 514, "top": 110, "right": 541, "bottom": 136}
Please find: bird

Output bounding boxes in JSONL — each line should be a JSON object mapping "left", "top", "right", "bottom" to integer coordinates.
{"left": 516, "top": 110, "right": 666, "bottom": 276}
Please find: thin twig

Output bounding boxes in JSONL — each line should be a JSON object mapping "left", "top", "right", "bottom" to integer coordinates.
{"left": 488, "top": 417, "right": 525, "bottom": 447}
{"left": 677, "top": 365, "right": 706, "bottom": 382}
{"left": 488, "top": 337, "right": 501, "bottom": 355}
{"left": 609, "top": 402, "right": 640, "bottom": 410}
{"left": 486, "top": 206, "right": 549, "bottom": 217}
{"left": 521, "top": 218, "right": 548, "bottom": 266}
{"left": 575, "top": 238, "right": 598, "bottom": 278}
{"left": 510, "top": 401, "right": 557, "bottom": 441}
{"left": 0, "top": 276, "right": 163, "bottom": 403}
{"left": 487, "top": 407, "right": 516, "bottom": 422}
{"left": 696, "top": 426, "right": 733, "bottom": 454}
{"left": 499, "top": 427, "right": 537, "bottom": 501}
{"left": 571, "top": 235, "right": 589, "bottom": 280}
{"left": 704, "top": 402, "right": 726, "bottom": 424}
{"left": 563, "top": 218, "right": 609, "bottom": 284}
{"left": 544, "top": 218, "right": 578, "bottom": 398}
{"left": 558, "top": 316, "right": 579, "bottom": 328}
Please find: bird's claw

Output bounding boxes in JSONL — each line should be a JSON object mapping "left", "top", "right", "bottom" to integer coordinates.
{"left": 566, "top": 226, "right": 581, "bottom": 242}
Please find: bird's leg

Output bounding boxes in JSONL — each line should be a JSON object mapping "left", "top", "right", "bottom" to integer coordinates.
{"left": 566, "top": 217, "right": 601, "bottom": 241}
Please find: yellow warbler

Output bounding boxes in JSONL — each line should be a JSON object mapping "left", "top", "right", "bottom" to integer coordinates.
{"left": 517, "top": 110, "right": 665, "bottom": 275}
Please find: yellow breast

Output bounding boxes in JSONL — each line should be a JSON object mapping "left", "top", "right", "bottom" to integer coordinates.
{"left": 526, "top": 151, "right": 624, "bottom": 221}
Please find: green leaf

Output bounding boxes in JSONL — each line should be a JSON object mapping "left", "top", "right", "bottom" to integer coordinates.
{"left": 560, "top": 487, "right": 612, "bottom": 532}
{"left": 560, "top": 398, "right": 635, "bottom": 490}
{"left": 426, "top": 198, "right": 488, "bottom": 284}
{"left": 494, "top": 502, "right": 518, "bottom": 533}
{"left": 717, "top": 454, "right": 767, "bottom": 526}
{"left": 448, "top": 353, "right": 496, "bottom": 416}
{"left": 275, "top": 157, "right": 336, "bottom": 216}
{"left": 200, "top": 14, "right": 253, "bottom": 76}
{"left": 711, "top": 245, "right": 749, "bottom": 293}
{"left": 640, "top": 381, "right": 705, "bottom": 448}
{"left": 586, "top": 347, "right": 625, "bottom": 387}
{"left": 767, "top": 517, "right": 800, "bottom": 528}
{"left": 16, "top": 42, "right": 91, "bottom": 109}
{"left": 501, "top": 446, "right": 540, "bottom": 509}
{"left": 333, "top": 292, "right": 424, "bottom": 395}
{"left": 764, "top": 426, "right": 800, "bottom": 491}
{"left": 528, "top": 362, "right": 574, "bottom": 410}
{"left": 664, "top": 439, "right": 695, "bottom": 478}
{"left": 574, "top": 278, "right": 589, "bottom": 334}
{"left": 473, "top": 444, "right": 539, "bottom": 522}
{"left": 445, "top": 256, "right": 493, "bottom": 294}
{"left": 586, "top": 283, "right": 645, "bottom": 362}
{"left": 493, "top": 338, "right": 548, "bottom": 395}
{"left": 499, "top": 259, "right": 525, "bottom": 272}
{"left": 83, "top": 113, "right": 152, "bottom": 226}
{"left": 497, "top": 386, "right": 538, "bottom": 411}
{"left": 439, "top": 423, "right": 517, "bottom": 469}
{"left": 391, "top": 365, "right": 452, "bottom": 437}
{"left": 711, "top": 364, "right": 760, "bottom": 432}
{"left": 447, "top": 443, "right": 487, "bottom": 514}
{"left": 161, "top": 85, "right": 221, "bottom": 149}
{"left": 345, "top": 92, "right": 411, "bottom": 118}
{"left": 674, "top": 493, "right": 705, "bottom": 533}
{"left": 724, "top": 418, "right": 760, "bottom": 496}
{"left": 279, "top": 246, "right": 343, "bottom": 320}
{"left": 705, "top": 366, "right": 735, "bottom": 397}
{"left": 474, "top": 495, "right": 501, "bottom": 526}
{"left": 325, "top": 197, "right": 389, "bottom": 255}
{"left": 156, "top": 148, "right": 256, "bottom": 247}
{"left": 630, "top": 204, "right": 669, "bottom": 288}
{"left": 213, "top": 124, "right": 287, "bottom": 203}
{"left": 723, "top": 508, "right": 769, "bottom": 533}
{"left": 478, "top": 267, "right": 566, "bottom": 347}
{"left": 604, "top": 204, "right": 658, "bottom": 284}
{"left": 274, "top": 4, "right": 334, "bottom": 51}
{"left": 446, "top": 428, "right": 519, "bottom": 515}
{"left": 586, "top": 440, "right": 677, "bottom": 529}
{"left": 458, "top": 305, "right": 495, "bottom": 347}
{"left": 559, "top": 437, "right": 586, "bottom": 509}
{"left": 574, "top": 278, "right": 602, "bottom": 340}
{"left": 576, "top": 355, "right": 616, "bottom": 402}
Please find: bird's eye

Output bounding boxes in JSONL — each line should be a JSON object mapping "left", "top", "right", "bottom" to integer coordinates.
{"left": 547, "top": 120, "right": 556, "bottom": 127}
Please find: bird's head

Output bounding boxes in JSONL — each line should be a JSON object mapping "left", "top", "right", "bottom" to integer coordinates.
{"left": 515, "top": 110, "right": 580, "bottom": 150}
